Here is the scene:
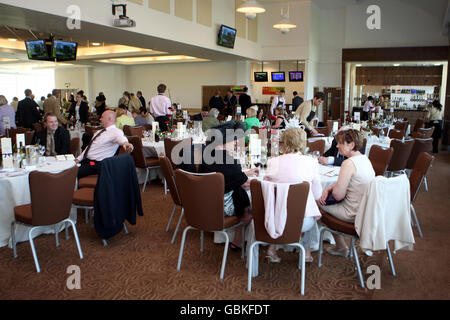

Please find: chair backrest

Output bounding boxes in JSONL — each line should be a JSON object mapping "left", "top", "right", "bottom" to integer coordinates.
{"left": 307, "top": 139, "right": 325, "bottom": 154}
{"left": 372, "top": 127, "right": 388, "bottom": 137}
{"left": 418, "top": 127, "right": 434, "bottom": 139}
{"left": 70, "top": 137, "right": 80, "bottom": 157}
{"left": 33, "top": 122, "right": 43, "bottom": 133}
{"left": 25, "top": 130, "right": 35, "bottom": 145}
{"left": 387, "top": 139, "right": 415, "bottom": 172}
{"left": 85, "top": 125, "right": 102, "bottom": 137}
{"left": 143, "top": 124, "right": 152, "bottom": 131}
{"left": 315, "top": 127, "right": 330, "bottom": 136}
{"left": 164, "top": 138, "right": 192, "bottom": 168}
{"left": 29, "top": 166, "right": 78, "bottom": 226}
{"left": 394, "top": 121, "right": 408, "bottom": 132}
{"left": 175, "top": 169, "right": 225, "bottom": 231}
{"left": 250, "top": 180, "right": 309, "bottom": 244}
{"left": 128, "top": 126, "right": 145, "bottom": 138}
{"left": 128, "top": 136, "right": 147, "bottom": 168}
{"left": 412, "top": 131, "right": 426, "bottom": 139}
{"left": 123, "top": 125, "right": 132, "bottom": 136}
{"left": 368, "top": 145, "right": 394, "bottom": 176}
{"left": 413, "top": 119, "right": 425, "bottom": 133}
{"left": 159, "top": 156, "right": 182, "bottom": 206}
{"left": 388, "top": 129, "right": 404, "bottom": 140}
{"left": 406, "top": 138, "right": 432, "bottom": 170}
{"left": 409, "top": 152, "right": 434, "bottom": 202}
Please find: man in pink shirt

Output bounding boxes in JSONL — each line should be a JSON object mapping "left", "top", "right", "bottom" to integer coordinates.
{"left": 75, "top": 110, "right": 134, "bottom": 178}
{"left": 149, "top": 83, "right": 172, "bottom": 132}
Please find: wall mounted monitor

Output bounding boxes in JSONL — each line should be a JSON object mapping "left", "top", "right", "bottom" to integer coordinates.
{"left": 254, "top": 72, "right": 268, "bottom": 82}
{"left": 52, "top": 40, "right": 78, "bottom": 61}
{"left": 271, "top": 72, "right": 285, "bottom": 82}
{"left": 289, "top": 71, "right": 304, "bottom": 82}
{"left": 217, "top": 25, "right": 237, "bottom": 49}
{"left": 25, "top": 40, "right": 50, "bottom": 60}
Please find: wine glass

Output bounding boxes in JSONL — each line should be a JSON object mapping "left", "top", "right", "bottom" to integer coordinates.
{"left": 312, "top": 151, "right": 320, "bottom": 160}
{"left": 38, "top": 145, "right": 46, "bottom": 157}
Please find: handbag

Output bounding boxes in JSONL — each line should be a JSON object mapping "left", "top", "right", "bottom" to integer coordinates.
{"left": 325, "top": 191, "right": 343, "bottom": 206}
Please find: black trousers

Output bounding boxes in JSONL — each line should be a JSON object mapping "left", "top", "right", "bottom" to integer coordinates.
{"left": 77, "top": 159, "right": 101, "bottom": 179}
{"left": 156, "top": 115, "right": 169, "bottom": 132}
{"left": 429, "top": 121, "right": 442, "bottom": 153}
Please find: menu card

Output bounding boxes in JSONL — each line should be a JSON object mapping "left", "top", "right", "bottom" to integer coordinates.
{"left": 332, "top": 121, "right": 339, "bottom": 133}
{"left": 249, "top": 134, "right": 261, "bottom": 156}
{"left": 16, "top": 133, "right": 25, "bottom": 148}
{"left": 354, "top": 112, "right": 360, "bottom": 121}
{"left": 226, "top": 116, "right": 232, "bottom": 122}
{"left": 2, "top": 117, "right": 10, "bottom": 130}
{"left": 1, "top": 138, "right": 14, "bottom": 170}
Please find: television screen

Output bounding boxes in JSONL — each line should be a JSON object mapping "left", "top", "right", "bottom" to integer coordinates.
{"left": 25, "top": 40, "right": 50, "bottom": 60}
{"left": 52, "top": 40, "right": 78, "bottom": 61}
{"left": 289, "top": 71, "right": 304, "bottom": 82}
{"left": 271, "top": 72, "right": 285, "bottom": 82}
{"left": 254, "top": 72, "right": 268, "bottom": 82}
{"left": 218, "top": 25, "right": 236, "bottom": 49}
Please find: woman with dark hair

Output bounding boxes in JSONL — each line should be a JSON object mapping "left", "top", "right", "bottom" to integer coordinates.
{"left": 319, "top": 129, "right": 375, "bottom": 257}
{"left": 271, "top": 106, "right": 287, "bottom": 129}
{"left": 362, "top": 96, "right": 375, "bottom": 121}
{"left": 427, "top": 100, "right": 443, "bottom": 153}
{"left": 68, "top": 90, "right": 89, "bottom": 124}
{"left": 200, "top": 121, "right": 257, "bottom": 249}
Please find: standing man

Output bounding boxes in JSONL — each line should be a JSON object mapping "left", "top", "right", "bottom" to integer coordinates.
{"left": 35, "top": 112, "right": 71, "bottom": 156}
{"left": 75, "top": 110, "right": 134, "bottom": 179}
{"left": 294, "top": 91, "right": 325, "bottom": 136}
{"left": 238, "top": 87, "right": 252, "bottom": 117}
{"left": 270, "top": 90, "right": 286, "bottom": 115}
{"left": 223, "top": 90, "right": 237, "bottom": 116}
{"left": 16, "top": 89, "right": 42, "bottom": 129}
{"left": 43, "top": 89, "right": 68, "bottom": 126}
{"left": 149, "top": 83, "right": 173, "bottom": 132}
{"left": 292, "top": 91, "right": 303, "bottom": 112}
{"left": 137, "top": 91, "right": 146, "bottom": 110}
{"left": 209, "top": 90, "right": 225, "bottom": 114}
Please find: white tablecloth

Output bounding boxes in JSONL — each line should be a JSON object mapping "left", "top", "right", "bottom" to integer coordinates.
{"left": 365, "top": 136, "right": 391, "bottom": 156}
{"left": 0, "top": 158, "right": 77, "bottom": 248}
{"left": 137, "top": 140, "right": 165, "bottom": 184}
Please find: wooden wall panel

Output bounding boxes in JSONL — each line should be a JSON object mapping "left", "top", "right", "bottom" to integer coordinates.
{"left": 355, "top": 66, "right": 442, "bottom": 86}
{"left": 202, "top": 86, "right": 233, "bottom": 109}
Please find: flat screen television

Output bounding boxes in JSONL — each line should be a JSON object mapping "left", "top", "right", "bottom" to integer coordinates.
{"left": 25, "top": 40, "right": 50, "bottom": 60}
{"left": 289, "top": 71, "right": 304, "bottom": 82}
{"left": 271, "top": 72, "right": 285, "bottom": 82}
{"left": 218, "top": 25, "right": 236, "bottom": 49}
{"left": 52, "top": 40, "right": 78, "bottom": 61}
{"left": 254, "top": 72, "right": 268, "bottom": 82}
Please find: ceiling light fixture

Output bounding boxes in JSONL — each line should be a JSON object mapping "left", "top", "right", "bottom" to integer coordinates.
{"left": 91, "top": 42, "right": 101, "bottom": 46}
{"left": 393, "top": 64, "right": 400, "bottom": 66}
{"left": 236, "top": 0, "right": 266, "bottom": 20}
{"left": 8, "top": 38, "right": 17, "bottom": 42}
{"left": 273, "top": 2, "right": 296, "bottom": 34}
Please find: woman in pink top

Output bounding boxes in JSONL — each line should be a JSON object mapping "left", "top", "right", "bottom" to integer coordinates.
{"left": 263, "top": 128, "right": 323, "bottom": 262}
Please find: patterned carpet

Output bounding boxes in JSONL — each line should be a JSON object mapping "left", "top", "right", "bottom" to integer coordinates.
{"left": 0, "top": 152, "right": 449, "bottom": 300}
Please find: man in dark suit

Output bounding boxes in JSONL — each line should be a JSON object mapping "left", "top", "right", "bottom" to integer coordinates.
{"left": 35, "top": 112, "right": 71, "bottom": 156}
{"left": 238, "top": 87, "right": 252, "bottom": 116}
{"left": 193, "top": 106, "right": 209, "bottom": 121}
{"left": 137, "top": 91, "right": 146, "bottom": 109}
{"left": 223, "top": 90, "right": 237, "bottom": 116}
{"left": 292, "top": 91, "right": 304, "bottom": 112}
{"left": 318, "top": 127, "right": 365, "bottom": 166}
{"left": 16, "top": 89, "right": 42, "bottom": 129}
{"left": 209, "top": 90, "right": 225, "bottom": 114}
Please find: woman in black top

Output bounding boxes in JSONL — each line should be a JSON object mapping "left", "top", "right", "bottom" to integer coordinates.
{"left": 200, "top": 121, "right": 258, "bottom": 249}
{"left": 271, "top": 106, "right": 287, "bottom": 129}
{"left": 68, "top": 91, "right": 89, "bottom": 124}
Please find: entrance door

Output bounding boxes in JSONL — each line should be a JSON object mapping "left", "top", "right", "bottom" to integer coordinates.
{"left": 323, "top": 87, "right": 342, "bottom": 121}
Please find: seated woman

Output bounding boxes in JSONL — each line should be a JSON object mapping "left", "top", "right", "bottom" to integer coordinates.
{"left": 115, "top": 104, "right": 136, "bottom": 130}
{"left": 200, "top": 121, "right": 258, "bottom": 249}
{"left": 271, "top": 106, "right": 287, "bottom": 129}
{"left": 263, "top": 128, "right": 323, "bottom": 263}
{"left": 134, "top": 107, "right": 154, "bottom": 126}
{"left": 319, "top": 129, "right": 375, "bottom": 257}
{"left": 202, "top": 108, "right": 220, "bottom": 133}
{"left": 244, "top": 106, "right": 260, "bottom": 130}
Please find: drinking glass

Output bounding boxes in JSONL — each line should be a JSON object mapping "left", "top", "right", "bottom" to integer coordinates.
{"left": 312, "top": 151, "right": 320, "bottom": 160}
{"left": 38, "top": 145, "right": 46, "bottom": 157}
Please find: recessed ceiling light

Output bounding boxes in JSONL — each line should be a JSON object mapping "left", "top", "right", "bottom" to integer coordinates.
{"left": 8, "top": 38, "right": 17, "bottom": 42}
{"left": 355, "top": 64, "right": 362, "bottom": 67}
{"left": 91, "top": 42, "right": 101, "bottom": 46}
{"left": 393, "top": 64, "right": 400, "bottom": 66}
{"left": 434, "top": 63, "right": 441, "bottom": 66}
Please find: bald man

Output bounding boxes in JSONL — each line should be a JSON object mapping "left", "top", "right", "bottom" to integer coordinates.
{"left": 76, "top": 110, "right": 133, "bottom": 178}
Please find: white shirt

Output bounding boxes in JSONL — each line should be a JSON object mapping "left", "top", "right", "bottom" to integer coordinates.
{"left": 270, "top": 96, "right": 286, "bottom": 114}
{"left": 363, "top": 101, "right": 375, "bottom": 112}
{"left": 77, "top": 125, "right": 128, "bottom": 162}
{"left": 149, "top": 94, "right": 172, "bottom": 117}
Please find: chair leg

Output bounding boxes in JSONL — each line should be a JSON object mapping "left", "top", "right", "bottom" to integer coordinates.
{"left": 142, "top": 168, "right": 150, "bottom": 192}
{"left": 219, "top": 231, "right": 230, "bottom": 280}
{"left": 424, "top": 177, "right": 428, "bottom": 192}
{"left": 296, "top": 244, "right": 306, "bottom": 296}
{"left": 177, "top": 226, "right": 192, "bottom": 271}
{"left": 102, "top": 239, "right": 108, "bottom": 246}
{"left": 411, "top": 204, "right": 423, "bottom": 238}
{"left": 85, "top": 208, "right": 89, "bottom": 224}
{"left": 200, "top": 231, "right": 204, "bottom": 252}
{"left": 123, "top": 222, "right": 129, "bottom": 234}
{"left": 386, "top": 241, "right": 396, "bottom": 277}
{"left": 317, "top": 227, "right": 327, "bottom": 268}
{"left": 28, "top": 227, "right": 40, "bottom": 273}
{"left": 164, "top": 179, "right": 168, "bottom": 195}
{"left": 11, "top": 221, "right": 17, "bottom": 259}
{"left": 351, "top": 237, "right": 364, "bottom": 288}
{"left": 171, "top": 207, "right": 184, "bottom": 244}
{"left": 65, "top": 221, "right": 70, "bottom": 240}
{"left": 66, "top": 219, "right": 84, "bottom": 259}
{"left": 165, "top": 204, "right": 177, "bottom": 232}
{"left": 247, "top": 242, "right": 258, "bottom": 292}
{"left": 241, "top": 224, "right": 245, "bottom": 260}
{"left": 55, "top": 225, "right": 60, "bottom": 247}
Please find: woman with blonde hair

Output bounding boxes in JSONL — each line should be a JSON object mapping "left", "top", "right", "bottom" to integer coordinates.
{"left": 263, "top": 127, "right": 323, "bottom": 262}
{"left": 244, "top": 106, "right": 260, "bottom": 131}
{"left": 0, "top": 95, "right": 16, "bottom": 136}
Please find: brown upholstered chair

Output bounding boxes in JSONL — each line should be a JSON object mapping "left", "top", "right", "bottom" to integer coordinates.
{"left": 307, "top": 139, "right": 325, "bottom": 155}
{"left": 144, "top": 124, "right": 152, "bottom": 131}
{"left": 11, "top": 166, "right": 83, "bottom": 273}
{"left": 417, "top": 127, "right": 434, "bottom": 139}
{"left": 248, "top": 180, "right": 310, "bottom": 295}
{"left": 128, "top": 126, "right": 145, "bottom": 138}
{"left": 128, "top": 136, "right": 160, "bottom": 192}
{"left": 315, "top": 127, "right": 330, "bottom": 136}
{"left": 78, "top": 174, "right": 98, "bottom": 189}
{"left": 388, "top": 129, "right": 404, "bottom": 140}
{"left": 123, "top": 125, "right": 132, "bottom": 136}
{"left": 175, "top": 169, "right": 244, "bottom": 280}
{"left": 394, "top": 121, "right": 408, "bottom": 133}
{"left": 9, "top": 127, "right": 27, "bottom": 142}
{"left": 164, "top": 137, "right": 192, "bottom": 169}
{"left": 412, "top": 131, "right": 426, "bottom": 139}
{"left": 70, "top": 137, "right": 80, "bottom": 157}
{"left": 413, "top": 119, "right": 425, "bottom": 133}
{"left": 32, "top": 122, "right": 44, "bottom": 133}
{"left": 386, "top": 139, "right": 414, "bottom": 175}
{"left": 159, "top": 156, "right": 184, "bottom": 244}
{"left": 406, "top": 138, "right": 432, "bottom": 170}
{"left": 85, "top": 125, "right": 102, "bottom": 137}
{"left": 72, "top": 187, "right": 95, "bottom": 224}
{"left": 409, "top": 152, "right": 434, "bottom": 238}
{"left": 371, "top": 127, "right": 388, "bottom": 137}
{"left": 368, "top": 145, "right": 394, "bottom": 176}
{"left": 25, "top": 130, "right": 35, "bottom": 145}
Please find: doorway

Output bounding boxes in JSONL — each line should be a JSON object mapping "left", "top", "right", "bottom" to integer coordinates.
{"left": 323, "top": 87, "right": 342, "bottom": 121}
